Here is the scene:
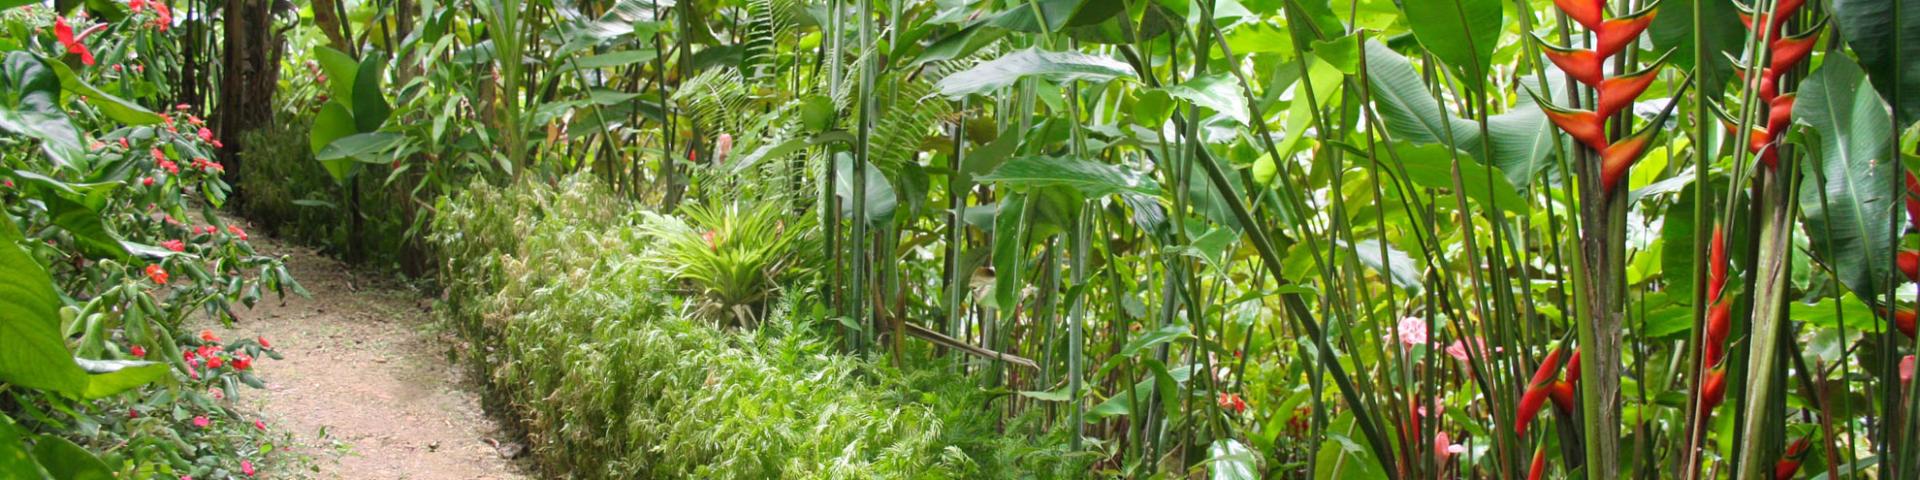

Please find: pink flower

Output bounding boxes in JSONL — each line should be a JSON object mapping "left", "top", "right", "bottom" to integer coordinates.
{"left": 1434, "top": 431, "right": 1465, "bottom": 466}
{"left": 254, "top": 420, "right": 267, "bottom": 431}
{"left": 1446, "top": 337, "right": 1489, "bottom": 362}
{"left": 191, "top": 416, "right": 209, "bottom": 428}
{"left": 713, "top": 133, "right": 734, "bottom": 164}
{"left": 118, "top": 137, "right": 130, "bottom": 149}
{"left": 1903, "top": 355, "right": 1916, "bottom": 385}
{"left": 228, "top": 224, "right": 248, "bottom": 240}
{"left": 197, "top": 127, "right": 213, "bottom": 143}
{"left": 241, "top": 460, "right": 255, "bottom": 476}
{"left": 53, "top": 17, "right": 95, "bottom": 65}
{"left": 142, "top": 177, "right": 155, "bottom": 187}
{"left": 1216, "top": 392, "right": 1247, "bottom": 414}
{"left": 1397, "top": 316, "right": 1428, "bottom": 347}
{"left": 161, "top": 239, "right": 185, "bottom": 252}
{"left": 207, "top": 387, "right": 224, "bottom": 400}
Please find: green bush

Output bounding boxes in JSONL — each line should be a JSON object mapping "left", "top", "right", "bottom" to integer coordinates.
{"left": 234, "top": 115, "right": 426, "bottom": 272}
{"left": 430, "top": 175, "right": 1081, "bottom": 479}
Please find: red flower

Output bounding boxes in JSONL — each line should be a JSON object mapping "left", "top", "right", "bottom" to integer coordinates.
{"left": 228, "top": 224, "right": 248, "bottom": 240}
{"left": 253, "top": 419, "right": 267, "bottom": 431}
{"left": 257, "top": 336, "right": 272, "bottom": 349}
{"left": 206, "top": 356, "right": 224, "bottom": 369}
{"left": 53, "top": 17, "right": 95, "bottom": 65}
{"left": 1216, "top": 392, "right": 1247, "bottom": 414}
{"left": 142, "top": 177, "right": 155, "bottom": 187}
{"left": 197, "top": 127, "right": 214, "bottom": 143}
{"left": 161, "top": 239, "right": 185, "bottom": 252}
{"left": 130, "top": 345, "right": 147, "bottom": 357}
{"left": 129, "top": 0, "right": 146, "bottom": 13}
{"left": 231, "top": 355, "right": 252, "bottom": 370}
{"left": 201, "top": 329, "right": 220, "bottom": 342}
{"left": 241, "top": 460, "right": 255, "bottom": 476}
{"left": 145, "top": 264, "right": 168, "bottom": 284}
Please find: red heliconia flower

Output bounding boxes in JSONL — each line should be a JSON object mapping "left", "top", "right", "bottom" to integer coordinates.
{"left": 1538, "top": 43, "right": 1606, "bottom": 87}
{"left": 1597, "top": 60, "right": 1666, "bottom": 119}
{"left": 1775, "top": 438, "right": 1811, "bottom": 480}
{"left": 1704, "top": 338, "right": 1725, "bottom": 368}
{"left": 1527, "top": 444, "right": 1549, "bottom": 480}
{"left": 1741, "top": 0, "right": 1809, "bottom": 40}
{"left": 1547, "top": 380, "right": 1577, "bottom": 414}
{"left": 52, "top": 17, "right": 95, "bottom": 65}
{"left": 1564, "top": 348, "right": 1582, "bottom": 384}
{"left": 1906, "top": 172, "right": 1920, "bottom": 232}
{"left": 161, "top": 239, "right": 185, "bottom": 252}
{"left": 1595, "top": 6, "right": 1659, "bottom": 59}
{"left": 1707, "top": 302, "right": 1731, "bottom": 347}
{"left": 1769, "top": 33, "right": 1819, "bottom": 76}
{"left": 1552, "top": 0, "right": 1603, "bottom": 30}
{"left": 131, "top": 344, "right": 146, "bottom": 357}
{"left": 145, "top": 264, "right": 169, "bottom": 284}
{"left": 1900, "top": 251, "right": 1920, "bottom": 282}
{"left": 1767, "top": 94, "right": 1797, "bottom": 139}
{"left": 1700, "top": 368, "right": 1728, "bottom": 414}
{"left": 1541, "top": 104, "right": 1609, "bottom": 152}
{"left": 1600, "top": 126, "right": 1656, "bottom": 193}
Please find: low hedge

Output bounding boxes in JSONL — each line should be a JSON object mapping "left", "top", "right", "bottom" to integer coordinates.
{"left": 429, "top": 175, "right": 1081, "bottom": 479}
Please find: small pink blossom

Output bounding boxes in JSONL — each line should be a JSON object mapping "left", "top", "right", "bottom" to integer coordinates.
{"left": 191, "top": 416, "right": 209, "bottom": 428}
{"left": 240, "top": 460, "right": 254, "bottom": 476}
{"left": 1397, "top": 317, "right": 1428, "bottom": 347}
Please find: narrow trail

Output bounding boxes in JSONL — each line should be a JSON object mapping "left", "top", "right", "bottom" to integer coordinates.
{"left": 206, "top": 217, "right": 528, "bottom": 479}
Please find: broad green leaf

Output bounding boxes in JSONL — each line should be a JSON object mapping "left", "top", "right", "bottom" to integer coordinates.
{"left": 1393, "top": 141, "right": 1526, "bottom": 213}
{"left": 832, "top": 154, "right": 897, "bottom": 224}
{"left": 1661, "top": 181, "right": 1702, "bottom": 303}
{"left": 1160, "top": 73, "right": 1248, "bottom": 125}
{"left": 1310, "top": 33, "right": 1362, "bottom": 74}
{"left": 1207, "top": 438, "right": 1260, "bottom": 480}
{"left": 0, "top": 414, "right": 49, "bottom": 479}
{"left": 316, "top": 132, "right": 406, "bottom": 163}
{"left": 44, "top": 60, "right": 162, "bottom": 125}
{"left": 1118, "top": 324, "right": 1193, "bottom": 357}
{"left": 0, "top": 52, "right": 84, "bottom": 169}
{"left": 1486, "top": 77, "right": 1562, "bottom": 187}
{"left": 936, "top": 48, "right": 1134, "bottom": 97}
{"left": 911, "top": 22, "right": 1008, "bottom": 68}
{"left": 1362, "top": 41, "right": 1482, "bottom": 152}
{"left": 1797, "top": 55, "right": 1898, "bottom": 301}
{"left": 991, "top": 193, "right": 1028, "bottom": 313}
{"left": 73, "top": 358, "right": 169, "bottom": 399}
{"left": 310, "top": 101, "right": 359, "bottom": 184}
{"left": 1832, "top": 0, "right": 1920, "bottom": 126}
{"left": 976, "top": 155, "right": 1161, "bottom": 198}
{"left": 29, "top": 436, "right": 111, "bottom": 480}
{"left": 1399, "top": 0, "right": 1501, "bottom": 91}
{"left": 1648, "top": 0, "right": 1742, "bottom": 96}
{"left": 0, "top": 218, "right": 89, "bottom": 395}
{"left": 352, "top": 54, "right": 391, "bottom": 132}
{"left": 6, "top": 172, "right": 129, "bottom": 261}
{"left": 1352, "top": 239, "right": 1422, "bottom": 292}
{"left": 564, "top": 49, "right": 658, "bottom": 71}
{"left": 312, "top": 46, "right": 359, "bottom": 105}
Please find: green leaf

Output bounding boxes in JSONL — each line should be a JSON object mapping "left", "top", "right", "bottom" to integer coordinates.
{"left": 29, "top": 436, "right": 111, "bottom": 480}
{"left": 1797, "top": 54, "right": 1899, "bottom": 302}
{"left": 1399, "top": 0, "right": 1502, "bottom": 91}
{"left": 936, "top": 48, "right": 1135, "bottom": 97}
{"left": 1207, "top": 438, "right": 1260, "bottom": 480}
{"left": 991, "top": 193, "right": 1028, "bottom": 313}
{"left": 564, "top": 49, "right": 658, "bottom": 71}
{"left": 1832, "top": 0, "right": 1920, "bottom": 126}
{"left": 0, "top": 218, "right": 88, "bottom": 395}
{"left": 316, "top": 132, "right": 406, "bottom": 163}
{"left": 351, "top": 54, "right": 391, "bottom": 132}
{"left": 1661, "top": 181, "right": 1702, "bottom": 303}
{"left": 0, "top": 414, "right": 49, "bottom": 479}
{"left": 43, "top": 60, "right": 162, "bottom": 125}
{"left": 1487, "top": 78, "right": 1560, "bottom": 187}
{"left": 0, "top": 52, "right": 84, "bottom": 169}
{"left": 1352, "top": 239, "right": 1422, "bottom": 292}
{"left": 1648, "top": 0, "right": 1742, "bottom": 96}
{"left": 976, "top": 155, "right": 1161, "bottom": 198}
{"left": 911, "top": 22, "right": 1008, "bottom": 68}
{"left": 1393, "top": 141, "right": 1526, "bottom": 213}
{"left": 1362, "top": 41, "right": 1482, "bottom": 152}
{"left": 1118, "top": 324, "right": 1193, "bottom": 358}
{"left": 310, "top": 101, "right": 360, "bottom": 184}
{"left": 1160, "top": 73, "right": 1247, "bottom": 125}
{"left": 832, "top": 154, "right": 897, "bottom": 224}
{"left": 6, "top": 172, "right": 129, "bottom": 261}
{"left": 312, "top": 46, "right": 359, "bottom": 105}
{"left": 73, "top": 358, "right": 169, "bottom": 399}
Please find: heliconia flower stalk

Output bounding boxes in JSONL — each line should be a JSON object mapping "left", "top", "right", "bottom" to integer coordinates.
{"left": 1900, "top": 250, "right": 1919, "bottom": 282}
{"left": 1528, "top": 444, "right": 1549, "bottom": 480}
{"left": 1700, "top": 368, "right": 1728, "bottom": 415}
{"left": 1548, "top": 380, "right": 1577, "bottom": 414}
{"left": 1533, "top": 0, "right": 1668, "bottom": 196}
{"left": 1774, "top": 438, "right": 1811, "bottom": 480}
{"left": 1722, "top": 10, "right": 1825, "bottom": 170}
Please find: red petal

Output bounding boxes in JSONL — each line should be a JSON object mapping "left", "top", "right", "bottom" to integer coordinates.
{"left": 1901, "top": 250, "right": 1920, "bottom": 283}
{"left": 1770, "top": 34, "right": 1818, "bottom": 73}
{"left": 53, "top": 17, "right": 75, "bottom": 44}
{"left": 1709, "top": 225, "right": 1728, "bottom": 300}
{"left": 1541, "top": 46, "right": 1605, "bottom": 87}
{"left": 1701, "top": 368, "right": 1727, "bottom": 412}
{"left": 1601, "top": 130, "right": 1653, "bottom": 194}
{"left": 1597, "top": 9, "right": 1658, "bottom": 59}
{"left": 1548, "top": 380, "right": 1577, "bottom": 413}
{"left": 1767, "top": 93, "right": 1796, "bottom": 139}
{"left": 1516, "top": 387, "right": 1549, "bottom": 435}
{"left": 1597, "top": 65, "right": 1661, "bottom": 118}
{"left": 1565, "top": 349, "right": 1581, "bottom": 383}
{"left": 1553, "top": 0, "right": 1605, "bottom": 30}
{"left": 1528, "top": 446, "right": 1549, "bottom": 480}
{"left": 1704, "top": 340, "right": 1724, "bottom": 368}
{"left": 1543, "top": 106, "right": 1609, "bottom": 151}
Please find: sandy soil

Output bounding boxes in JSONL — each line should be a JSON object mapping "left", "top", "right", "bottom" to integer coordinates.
{"left": 206, "top": 218, "right": 528, "bottom": 479}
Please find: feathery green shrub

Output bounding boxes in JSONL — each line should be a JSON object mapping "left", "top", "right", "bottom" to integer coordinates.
{"left": 431, "top": 175, "right": 1080, "bottom": 479}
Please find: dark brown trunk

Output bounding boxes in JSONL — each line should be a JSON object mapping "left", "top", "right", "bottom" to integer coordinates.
{"left": 215, "top": 0, "right": 284, "bottom": 188}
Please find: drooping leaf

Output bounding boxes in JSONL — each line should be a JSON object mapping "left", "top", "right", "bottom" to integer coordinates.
{"left": 1648, "top": 0, "right": 1743, "bottom": 97}
{"left": 1796, "top": 54, "right": 1899, "bottom": 302}
{"left": 0, "top": 218, "right": 89, "bottom": 395}
{"left": 43, "top": 60, "right": 162, "bottom": 125}
{"left": 73, "top": 358, "right": 169, "bottom": 399}
{"left": 351, "top": 54, "right": 391, "bottom": 132}
{"left": 1486, "top": 106, "right": 1554, "bottom": 187}
{"left": 1160, "top": 73, "right": 1248, "bottom": 125}
{"left": 976, "top": 155, "right": 1161, "bottom": 198}
{"left": 312, "top": 46, "right": 359, "bottom": 105}
{"left": 1399, "top": 0, "right": 1502, "bottom": 91}
{"left": 936, "top": 48, "right": 1135, "bottom": 97}
{"left": 310, "top": 101, "right": 359, "bottom": 184}
{"left": 0, "top": 52, "right": 84, "bottom": 169}
{"left": 1207, "top": 438, "right": 1260, "bottom": 480}
{"left": 832, "top": 154, "right": 897, "bottom": 224}
{"left": 1832, "top": 0, "right": 1920, "bottom": 125}
{"left": 1352, "top": 239, "right": 1423, "bottom": 292}
{"left": 1362, "top": 41, "right": 1482, "bottom": 152}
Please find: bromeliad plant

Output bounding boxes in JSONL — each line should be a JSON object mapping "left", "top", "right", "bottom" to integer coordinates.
{"left": 643, "top": 199, "right": 819, "bottom": 327}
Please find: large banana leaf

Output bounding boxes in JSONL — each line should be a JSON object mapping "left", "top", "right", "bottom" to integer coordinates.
{"left": 1361, "top": 41, "right": 1482, "bottom": 153}
{"left": 1399, "top": 0, "right": 1501, "bottom": 92}
{"left": 1832, "top": 0, "right": 1920, "bottom": 126}
{"left": 936, "top": 48, "right": 1134, "bottom": 97}
{"left": 1797, "top": 54, "right": 1899, "bottom": 302}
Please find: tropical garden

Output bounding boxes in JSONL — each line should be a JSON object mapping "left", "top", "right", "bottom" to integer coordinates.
{"left": 4, "top": 0, "right": 1920, "bottom": 477}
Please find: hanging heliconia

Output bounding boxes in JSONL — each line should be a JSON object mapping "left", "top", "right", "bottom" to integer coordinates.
{"left": 1718, "top": 0, "right": 1824, "bottom": 169}
{"left": 1533, "top": 0, "right": 1667, "bottom": 196}
{"left": 1699, "top": 225, "right": 1731, "bottom": 416}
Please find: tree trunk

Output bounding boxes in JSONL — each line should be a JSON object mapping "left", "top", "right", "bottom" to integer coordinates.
{"left": 215, "top": 0, "right": 285, "bottom": 187}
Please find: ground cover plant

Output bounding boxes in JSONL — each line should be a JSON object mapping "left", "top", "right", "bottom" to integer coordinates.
{"left": 9, "top": 0, "right": 1920, "bottom": 477}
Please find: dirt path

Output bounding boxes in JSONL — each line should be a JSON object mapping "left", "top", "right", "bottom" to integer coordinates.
{"left": 207, "top": 218, "right": 527, "bottom": 479}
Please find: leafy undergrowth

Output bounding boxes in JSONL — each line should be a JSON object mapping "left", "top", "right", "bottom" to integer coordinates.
{"left": 430, "top": 174, "right": 1084, "bottom": 479}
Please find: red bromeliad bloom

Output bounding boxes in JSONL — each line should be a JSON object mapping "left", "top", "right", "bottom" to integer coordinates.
{"left": 1533, "top": 0, "right": 1668, "bottom": 195}
{"left": 52, "top": 17, "right": 95, "bottom": 65}
{"left": 145, "top": 264, "right": 169, "bottom": 284}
